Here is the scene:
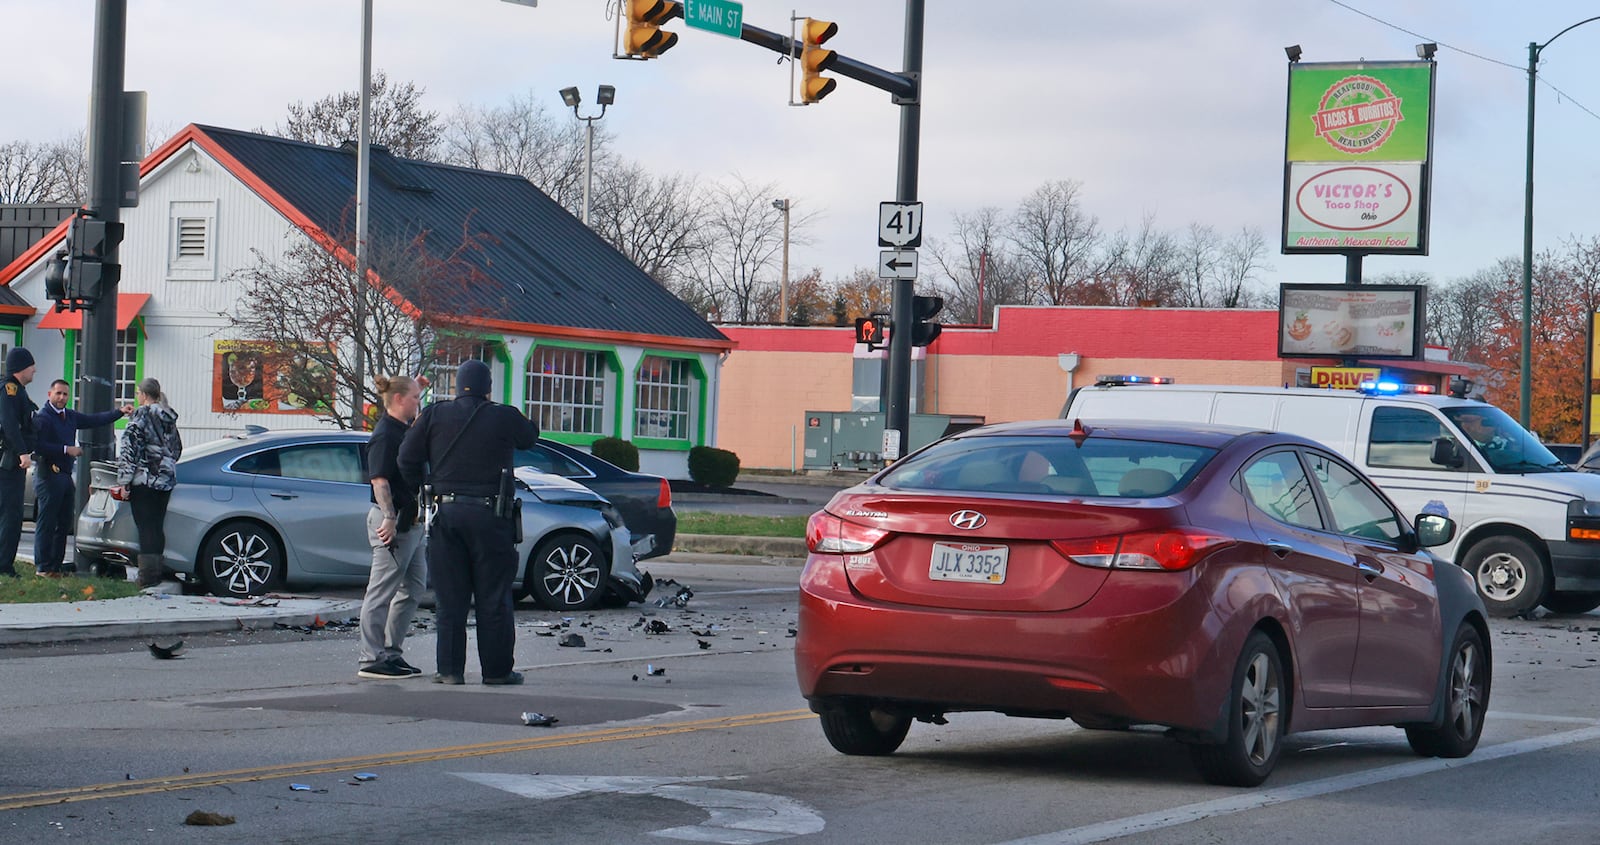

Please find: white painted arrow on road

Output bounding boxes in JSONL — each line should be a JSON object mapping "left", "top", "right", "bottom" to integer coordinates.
{"left": 454, "top": 773, "right": 825, "bottom": 844}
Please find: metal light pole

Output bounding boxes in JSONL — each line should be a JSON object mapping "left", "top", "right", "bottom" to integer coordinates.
{"left": 1521, "top": 16, "right": 1600, "bottom": 428}
{"left": 772, "top": 198, "right": 790, "bottom": 323}
{"left": 560, "top": 85, "right": 615, "bottom": 225}
{"left": 349, "top": 0, "right": 373, "bottom": 430}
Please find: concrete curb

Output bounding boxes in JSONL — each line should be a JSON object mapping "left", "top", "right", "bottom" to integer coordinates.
{"left": 0, "top": 598, "right": 364, "bottom": 646}
{"left": 672, "top": 533, "right": 807, "bottom": 557}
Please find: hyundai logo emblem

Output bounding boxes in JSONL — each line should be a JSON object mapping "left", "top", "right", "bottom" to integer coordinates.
{"left": 949, "top": 510, "right": 986, "bottom": 530}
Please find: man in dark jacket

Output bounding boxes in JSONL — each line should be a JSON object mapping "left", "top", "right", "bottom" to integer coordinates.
{"left": 0, "top": 347, "right": 39, "bottom": 577}
{"left": 398, "top": 360, "right": 538, "bottom": 685}
{"left": 32, "top": 379, "right": 132, "bottom": 576}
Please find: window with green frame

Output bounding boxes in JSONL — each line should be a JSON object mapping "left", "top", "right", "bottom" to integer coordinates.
{"left": 525, "top": 346, "right": 615, "bottom": 436}
{"left": 634, "top": 355, "right": 698, "bottom": 442}
{"left": 67, "top": 327, "right": 142, "bottom": 407}
{"left": 0, "top": 327, "right": 19, "bottom": 374}
{"left": 429, "top": 340, "right": 505, "bottom": 401}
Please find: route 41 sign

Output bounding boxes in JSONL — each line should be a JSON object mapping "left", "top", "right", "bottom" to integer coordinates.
{"left": 878, "top": 201, "right": 923, "bottom": 248}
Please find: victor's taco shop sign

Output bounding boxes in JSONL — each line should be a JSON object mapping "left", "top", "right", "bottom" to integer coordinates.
{"left": 1281, "top": 61, "right": 1435, "bottom": 256}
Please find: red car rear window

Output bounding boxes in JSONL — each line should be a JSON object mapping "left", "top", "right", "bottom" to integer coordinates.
{"left": 879, "top": 435, "right": 1216, "bottom": 498}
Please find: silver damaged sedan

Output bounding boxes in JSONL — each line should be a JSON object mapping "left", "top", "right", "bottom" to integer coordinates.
{"left": 75, "top": 430, "right": 652, "bottom": 610}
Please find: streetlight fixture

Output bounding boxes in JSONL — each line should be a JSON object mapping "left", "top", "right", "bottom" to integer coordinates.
{"left": 560, "top": 84, "right": 615, "bottom": 225}
{"left": 772, "top": 198, "right": 790, "bottom": 323}
{"left": 1522, "top": 17, "right": 1600, "bottom": 428}
{"left": 1284, "top": 44, "right": 1302, "bottom": 63}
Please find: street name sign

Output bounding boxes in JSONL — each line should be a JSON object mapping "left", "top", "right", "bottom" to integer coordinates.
{"left": 683, "top": 0, "right": 743, "bottom": 38}
{"left": 878, "top": 201, "right": 923, "bottom": 247}
{"left": 879, "top": 249, "right": 918, "bottom": 280}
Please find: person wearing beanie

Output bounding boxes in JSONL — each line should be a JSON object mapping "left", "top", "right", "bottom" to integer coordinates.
{"left": 0, "top": 346, "right": 39, "bottom": 577}
{"left": 398, "top": 359, "right": 539, "bottom": 685}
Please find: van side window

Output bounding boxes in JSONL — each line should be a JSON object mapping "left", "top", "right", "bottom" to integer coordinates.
{"left": 1368, "top": 406, "right": 1457, "bottom": 471}
{"left": 1305, "top": 452, "right": 1403, "bottom": 543}
{"left": 1239, "top": 451, "right": 1323, "bottom": 530}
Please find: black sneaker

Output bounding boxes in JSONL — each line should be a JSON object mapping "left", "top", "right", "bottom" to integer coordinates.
{"left": 358, "top": 660, "right": 411, "bottom": 679}
{"left": 483, "top": 671, "right": 524, "bottom": 686}
{"left": 391, "top": 657, "right": 423, "bottom": 675}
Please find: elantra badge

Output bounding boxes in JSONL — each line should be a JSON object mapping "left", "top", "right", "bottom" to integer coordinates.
{"left": 949, "top": 510, "right": 986, "bottom": 530}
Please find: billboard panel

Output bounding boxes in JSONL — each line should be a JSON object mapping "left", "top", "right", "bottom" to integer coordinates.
{"left": 1278, "top": 283, "right": 1425, "bottom": 359}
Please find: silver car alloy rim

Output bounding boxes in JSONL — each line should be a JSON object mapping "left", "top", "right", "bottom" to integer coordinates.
{"left": 212, "top": 530, "right": 275, "bottom": 594}
{"left": 1241, "top": 651, "right": 1281, "bottom": 766}
{"left": 1476, "top": 552, "right": 1526, "bottom": 601}
{"left": 1448, "top": 640, "right": 1483, "bottom": 739}
{"left": 541, "top": 543, "right": 601, "bottom": 605}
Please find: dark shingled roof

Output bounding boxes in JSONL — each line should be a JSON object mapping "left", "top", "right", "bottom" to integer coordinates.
{"left": 198, "top": 125, "right": 726, "bottom": 345}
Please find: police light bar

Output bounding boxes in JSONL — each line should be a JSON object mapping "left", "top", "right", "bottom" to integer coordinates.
{"left": 1357, "top": 380, "right": 1436, "bottom": 395}
{"left": 1095, "top": 375, "right": 1175, "bottom": 387}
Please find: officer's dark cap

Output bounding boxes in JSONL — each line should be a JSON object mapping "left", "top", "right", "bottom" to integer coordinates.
{"left": 457, "top": 359, "right": 492, "bottom": 397}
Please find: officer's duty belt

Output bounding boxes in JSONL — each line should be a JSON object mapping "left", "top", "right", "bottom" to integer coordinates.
{"left": 435, "top": 494, "right": 496, "bottom": 508}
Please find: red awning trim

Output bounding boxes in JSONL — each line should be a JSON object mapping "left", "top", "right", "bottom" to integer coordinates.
{"left": 36, "top": 292, "right": 152, "bottom": 331}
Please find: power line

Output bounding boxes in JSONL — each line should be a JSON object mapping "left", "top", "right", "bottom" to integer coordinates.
{"left": 1323, "top": 0, "right": 1600, "bottom": 122}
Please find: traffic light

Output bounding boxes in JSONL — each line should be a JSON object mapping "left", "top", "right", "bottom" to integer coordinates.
{"left": 854, "top": 314, "right": 886, "bottom": 348}
{"left": 44, "top": 249, "right": 69, "bottom": 305}
{"left": 910, "top": 295, "right": 942, "bottom": 347}
{"left": 65, "top": 213, "right": 121, "bottom": 304}
{"left": 623, "top": 0, "right": 680, "bottom": 59}
{"left": 798, "top": 18, "right": 838, "bottom": 104}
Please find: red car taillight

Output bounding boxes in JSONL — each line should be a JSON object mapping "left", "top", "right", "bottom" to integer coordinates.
{"left": 657, "top": 478, "right": 672, "bottom": 509}
{"left": 806, "top": 511, "right": 891, "bottom": 554}
{"left": 1052, "top": 528, "right": 1232, "bottom": 571}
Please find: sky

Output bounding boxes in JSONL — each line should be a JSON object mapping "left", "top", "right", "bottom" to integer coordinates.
{"left": 4, "top": 0, "right": 1599, "bottom": 300}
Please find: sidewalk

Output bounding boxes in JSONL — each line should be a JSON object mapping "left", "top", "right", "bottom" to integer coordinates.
{"left": 0, "top": 590, "right": 363, "bottom": 646}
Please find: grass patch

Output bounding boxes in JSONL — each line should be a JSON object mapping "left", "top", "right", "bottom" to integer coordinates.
{"left": 0, "top": 560, "right": 142, "bottom": 604}
{"left": 677, "top": 513, "right": 807, "bottom": 538}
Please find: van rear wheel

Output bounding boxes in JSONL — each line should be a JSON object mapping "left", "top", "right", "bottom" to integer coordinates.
{"left": 1463, "top": 536, "right": 1548, "bottom": 617}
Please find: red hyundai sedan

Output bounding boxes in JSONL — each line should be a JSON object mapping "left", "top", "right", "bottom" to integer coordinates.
{"left": 796, "top": 420, "right": 1490, "bottom": 786}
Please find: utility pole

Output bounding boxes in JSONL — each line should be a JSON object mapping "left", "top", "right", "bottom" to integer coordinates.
{"left": 77, "top": 0, "right": 129, "bottom": 504}
{"left": 349, "top": 0, "right": 373, "bottom": 430}
{"left": 773, "top": 198, "right": 791, "bottom": 322}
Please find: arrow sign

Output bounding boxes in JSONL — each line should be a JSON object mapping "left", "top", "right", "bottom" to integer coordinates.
{"left": 454, "top": 773, "right": 825, "bottom": 844}
{"left": 879, "top": 249, "right": 918, "bottom": 280}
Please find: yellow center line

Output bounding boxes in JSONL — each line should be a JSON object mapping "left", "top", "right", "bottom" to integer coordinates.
{"left": 0, "top": 709, "right": 815, "bottom": 812}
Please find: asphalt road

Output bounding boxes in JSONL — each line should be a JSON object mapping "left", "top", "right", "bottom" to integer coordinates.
{"left": 2, "top": 556, "right": 1599, "bottom": 844}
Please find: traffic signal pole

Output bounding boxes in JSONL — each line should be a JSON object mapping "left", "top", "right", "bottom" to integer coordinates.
{"left": 884, "top": 0, "right": 923, "bottom": 452}
{"left": 78, "top": 0, "right": 128, "bottom": 501}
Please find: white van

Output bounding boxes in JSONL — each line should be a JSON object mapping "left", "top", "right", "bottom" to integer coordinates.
{"left": 1064, "top": 380, "right": 1600, "bottom": 617}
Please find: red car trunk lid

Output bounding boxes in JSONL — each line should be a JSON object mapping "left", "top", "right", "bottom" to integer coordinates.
{"left": 828, "top": 490, "right": 1170, "bottom": 612}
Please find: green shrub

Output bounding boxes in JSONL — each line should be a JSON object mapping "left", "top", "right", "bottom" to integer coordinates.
{"left": 592, "top": 437, "right": 640, "bottom": 471}
{"left": 688, "top": 446, "right": 740, "bottom": 488}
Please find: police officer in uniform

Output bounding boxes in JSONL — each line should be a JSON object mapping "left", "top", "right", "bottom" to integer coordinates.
{"left": 0, "top": 347, "right": 40, "bottom": 577}
{"left": 399, "top": 360, "right": 538, "bottom": 685}
{"left": 32, "top": 379, "right": 132, "bottom": 576}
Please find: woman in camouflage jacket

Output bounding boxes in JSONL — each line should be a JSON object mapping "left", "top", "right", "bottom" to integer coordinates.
{"left": 113, "top": 377, "right": 182, "bottom": 588}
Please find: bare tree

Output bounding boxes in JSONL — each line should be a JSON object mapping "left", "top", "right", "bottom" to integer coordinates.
{"left": 1100, "top": 213, "right": 1181, "bottom": 306}
{"left": 1424, "top": 271, "right": 1498, "bottom": 360}
{"left": 275, "top": 71, "right": 444, "bottom": 160}
{"left": 442, "top": 91, "right": 600, "bottom": 213}
{"left": 224, "top": 220, "right": 492, "bottom": 428}
{"left": 1217, "top": 226, "right": 1272, "bottom": 308}
{"left": 0, "top": 136, "right": 85, "bottom": 204}
{"left": 928, "top": 207, "right": 1030, "bottom": 323}
{"left": 686, "top": 176, "right": 815, "bottom": 323}
{"left": 589, "top": 161, "right": 706, "bottom": 284}
{"left": 1010, "top": 179, "right": 1103, "bottom": 305}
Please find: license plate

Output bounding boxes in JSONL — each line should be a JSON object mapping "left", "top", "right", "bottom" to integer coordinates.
{"left": 929, "top": 542, "right": 1008, "bottom": 584}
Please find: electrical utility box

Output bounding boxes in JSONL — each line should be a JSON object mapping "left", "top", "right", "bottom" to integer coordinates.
{"left": 801, "top": 411, "right": 984, "bottom": 471}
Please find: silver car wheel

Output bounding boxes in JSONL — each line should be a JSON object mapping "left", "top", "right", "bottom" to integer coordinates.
{"left": 1447, "top": 640, "right": 1483, "bottom": 740}
{"left": 528, "top": 533, "right": 609, "bottom": 611}
{"left": 200, "top": 520, "right": 284, "bottom": 598}
{"left": 540, "top": 541, "right": 602, "bottom": 605}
